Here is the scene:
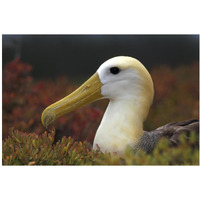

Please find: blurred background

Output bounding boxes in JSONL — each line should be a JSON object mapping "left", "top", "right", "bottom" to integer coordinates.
{"left": 2, "top": 35, "right": 199, "bottom": 144}
{"left": 2, "top": 35, "right": 199, "bottom": 80}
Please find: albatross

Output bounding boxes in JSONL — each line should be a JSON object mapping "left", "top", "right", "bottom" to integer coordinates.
{"left": 41, "top": 56, "right": 199, "bottom": 154}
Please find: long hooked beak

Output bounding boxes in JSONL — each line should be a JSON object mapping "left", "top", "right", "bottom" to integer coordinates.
{"left": 41, "top": 73, "right": 103, "bottom": 128}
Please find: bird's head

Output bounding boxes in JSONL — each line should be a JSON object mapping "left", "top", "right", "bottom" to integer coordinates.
{"left": 41, "top": 56, "right": 154, "bottom": 128}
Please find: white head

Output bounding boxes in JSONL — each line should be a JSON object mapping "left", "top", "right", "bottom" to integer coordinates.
{"left": 97, "top": 56, "right": 154, "bottom": 121}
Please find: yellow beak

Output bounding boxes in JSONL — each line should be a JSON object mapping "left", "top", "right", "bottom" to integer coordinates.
{"left": 41, "top": 72, "right": 103, "bottom": 128}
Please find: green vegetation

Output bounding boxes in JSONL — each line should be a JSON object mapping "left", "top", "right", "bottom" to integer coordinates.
{"left": 3, "top": 128, "right": 199, "bottom": 165}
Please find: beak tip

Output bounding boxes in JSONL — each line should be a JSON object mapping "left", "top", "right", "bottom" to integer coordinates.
{"left": 41, "top": 110, "right": 55, "bottom": 129}
{"left": 42, "top": 120, "right": 48, "bottom": 129}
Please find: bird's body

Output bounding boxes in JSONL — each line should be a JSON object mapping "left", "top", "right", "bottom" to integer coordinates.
{"left": 41, "top": 56, "right": 199, "bottom": 154}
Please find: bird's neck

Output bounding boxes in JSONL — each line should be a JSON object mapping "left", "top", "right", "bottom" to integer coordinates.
{"left": 93, "top": 98, "right": 145, "bottom": 154}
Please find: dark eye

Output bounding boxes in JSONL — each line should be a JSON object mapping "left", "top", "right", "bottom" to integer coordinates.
{"left": 110, "top": 67, "right": 120, "bottom": 75}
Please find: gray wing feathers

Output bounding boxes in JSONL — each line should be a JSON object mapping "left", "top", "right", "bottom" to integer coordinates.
{"left": 136, "top": 119, "right": 199, "bottom": 153}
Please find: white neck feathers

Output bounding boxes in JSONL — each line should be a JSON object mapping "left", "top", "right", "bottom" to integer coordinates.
{"left": 93, "top": 97, "right": 145, "bottom": 154}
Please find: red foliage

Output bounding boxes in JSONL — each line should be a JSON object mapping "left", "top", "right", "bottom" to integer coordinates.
{"left": 3, "top": 59, "right": 103, "bottom": 144}
{"left": 145, "top": 62, "right": 199, "bottom": 130}
{"left": 151, "top": 65, "right": 176, "bottom": 102}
